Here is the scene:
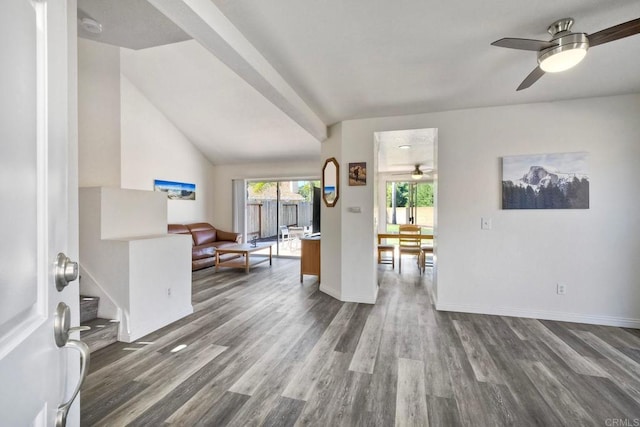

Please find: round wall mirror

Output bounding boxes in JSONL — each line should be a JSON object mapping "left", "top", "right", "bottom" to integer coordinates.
{"left": 322, "top": 157, "right": 339, "bottom": 207}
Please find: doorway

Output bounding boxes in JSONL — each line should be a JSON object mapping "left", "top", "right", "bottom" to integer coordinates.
{"left": 386, "top": 181, "right": 435, "bottom": 234}
{"left": 246, "top": 179, "right": 320, "bottom": 257}
{"left": 375, "top": 127, "right": 438, "bottom": 284}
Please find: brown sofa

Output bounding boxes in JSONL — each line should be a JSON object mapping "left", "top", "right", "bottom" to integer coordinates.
{"left": 168, "top": 222, "right": 242, "bottom": 271}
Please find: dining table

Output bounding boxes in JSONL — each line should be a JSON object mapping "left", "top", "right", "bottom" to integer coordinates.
{"left": 377, "top": 232, "right": 434, "bottom": 244}
{"left": 377, "top": 232, "right": 434, "bottom": 273}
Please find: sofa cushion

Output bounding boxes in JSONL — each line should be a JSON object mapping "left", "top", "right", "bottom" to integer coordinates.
{"left": 187, "top": 223, "right": 217, "bottom": 246}
{"left": 187, "top": 222, "right": 215, "bottom": 233}
{"left": 168, "top": 223, "right": 190, "bottom": 234}
{"left": 168, "top": 223, "right": 189, "bottom": 233}
{"left": 192, "top": 244, "right": 216, "bottom": 260}
{"left": 191, "top": 229, "right": 216, "bottom": 246}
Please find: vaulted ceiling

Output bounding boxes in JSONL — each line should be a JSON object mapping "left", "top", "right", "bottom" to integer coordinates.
{"left": 78, "top": 0, "right": 640, "bottom": 166}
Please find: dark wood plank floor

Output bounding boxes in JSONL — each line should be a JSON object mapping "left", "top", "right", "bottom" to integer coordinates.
{"left": 81, "top": 258, "right": 640, "bottom": 426}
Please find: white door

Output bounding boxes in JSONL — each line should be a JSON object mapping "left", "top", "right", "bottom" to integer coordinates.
{"left": 0, "top": 0, "right": 81, "bottom": 426}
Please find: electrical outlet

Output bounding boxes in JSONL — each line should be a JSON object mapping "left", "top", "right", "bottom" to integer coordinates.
{"left": 167, "top": 287, "right": 172, "bottom": 296}
{"left": 557, "top": 283, "right": 567, "bottom": 295}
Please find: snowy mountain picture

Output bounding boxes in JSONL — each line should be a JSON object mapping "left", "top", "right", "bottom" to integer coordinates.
{"left": 502, "top": 152, "right": 589, "bottom": 209}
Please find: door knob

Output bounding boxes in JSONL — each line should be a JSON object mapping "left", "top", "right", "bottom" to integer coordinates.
{"left": 55, "top": 252, "right": 78, "bottom": 291}
{"left": 54, "top": 303, "right": 91, "bottom": 347}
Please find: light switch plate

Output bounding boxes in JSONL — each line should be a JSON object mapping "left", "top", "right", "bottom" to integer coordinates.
{"left": 481, "top": 217, "right": 492, "bottom": 230}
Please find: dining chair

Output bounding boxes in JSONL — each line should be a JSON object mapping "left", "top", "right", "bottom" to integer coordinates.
{"left": 377, "top": 243, "right": 395, "bottom": 269}
{"left": 398, "top": 224, "right": 422, "bottom": 274}
{"left": 420, "top": 243, "right": 434, "bottom": 273}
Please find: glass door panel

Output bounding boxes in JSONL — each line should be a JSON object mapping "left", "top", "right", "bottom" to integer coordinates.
{"left": 246, "top": 179, "right": 319, "bottom": 257}
{"left": 386, "top": 181, "right": 434, "bottom": 234}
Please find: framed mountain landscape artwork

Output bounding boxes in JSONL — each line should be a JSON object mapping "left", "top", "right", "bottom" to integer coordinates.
{"left": 502, "top": 152, "right": 589, "bottom": 209}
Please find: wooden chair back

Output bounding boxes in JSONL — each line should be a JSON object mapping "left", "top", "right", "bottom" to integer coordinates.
{"left": 398, "top": 224, "right": 421, "bottom": 250}
{"left": 397, "top": 224, "right": 421, "bottom": 273}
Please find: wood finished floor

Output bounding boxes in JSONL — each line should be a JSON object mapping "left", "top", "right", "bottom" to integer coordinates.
{"left": 81, "top": 258, "right": 640, "bottom": 426}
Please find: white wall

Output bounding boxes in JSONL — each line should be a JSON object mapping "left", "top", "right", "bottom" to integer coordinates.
{"left": 120, "top": 75, "right": 216, "bottom": 224}
{"left": 319, "top": 123, "right": 378, "bottom": 303}
{"left": 100, "top": 187, "right": 167, "bottom": 239}
{"left": 78, "top": 40, "right": 218, "bottom": 224}
{"left": 211, "top": 159, "right": 319, "bottom": 231}
{"left": 341, "top": 124, "right": 377, "bottom": 303}
{"left": 79, "top": 188, "right": 192, "bottom": 342}
{"left": 336, "top": 93, "right": 640, "bottom": 327}
{"left": 127, "top": 235, "right": 192, "bottom": 341}
{"left": 319, "top": 123, "right": 343, "bottom": 300}
{"left": 78, "top": 38, "right": 121, "bottom": 187}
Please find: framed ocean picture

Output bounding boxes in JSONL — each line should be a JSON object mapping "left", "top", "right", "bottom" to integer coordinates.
{"left": 154, "top": 179, "right": 196, "bottom": 200}
{"left": 502, "top": 152, "right": 589, "bottom": 209}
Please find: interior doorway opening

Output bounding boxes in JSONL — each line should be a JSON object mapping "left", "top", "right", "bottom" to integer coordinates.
{"left": 375, "top": 127, "right": 438, "bottom": 294}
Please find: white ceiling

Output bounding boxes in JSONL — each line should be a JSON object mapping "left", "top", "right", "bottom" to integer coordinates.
{"left": 78, "top": 0, "right": 191, "bottom": 49}
{"left": 121, "top": 40, "right": 320, "bottom": 164}
{"left": 78, "top": 0, "right": 640, "bottom": 167}
{"left": 376, "top": 129, "right": 436, "bottom": 174}
{"left": 211, "top": 0, "right": 640, "bottom": 124}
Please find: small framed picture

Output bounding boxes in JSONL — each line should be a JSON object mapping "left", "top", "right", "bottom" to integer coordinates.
{"left": 348, "top": 162, "right": 366, "bottom": 186}
{"left": 154, "top": 179, "right": 196, "bottom": 200}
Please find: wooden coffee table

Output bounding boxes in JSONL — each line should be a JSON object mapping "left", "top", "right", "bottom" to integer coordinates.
{"left": 215, "top": 242, "right": 274, "bottom": 273}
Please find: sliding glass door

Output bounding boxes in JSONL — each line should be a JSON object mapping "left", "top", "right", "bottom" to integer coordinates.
{"left": 386, "top": 181, "right": 434, "bottom": 234}
{"left": 246, "top": 179, "right": 320, "bottom": 257}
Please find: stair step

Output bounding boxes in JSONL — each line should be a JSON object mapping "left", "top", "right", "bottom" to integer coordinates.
{"left": 80, "top": 295, "right": 99, "bottom": 323}
{"left": 81, "top": 318, "right": 119, "bottom": 353}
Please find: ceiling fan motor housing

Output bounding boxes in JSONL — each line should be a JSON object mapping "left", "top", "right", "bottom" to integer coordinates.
{"left": 547, "top": 18, "right": 574, "bottom": 36}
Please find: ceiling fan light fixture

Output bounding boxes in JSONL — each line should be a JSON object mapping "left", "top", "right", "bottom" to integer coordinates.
{"left": 538, "top": 33, "right": 589, "bottom": 73}
{"left": 411, "top": 165, "right": 423, "bottom": 180}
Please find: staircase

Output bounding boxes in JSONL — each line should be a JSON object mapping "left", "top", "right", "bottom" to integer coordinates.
{"left": 79, "top": 295, "right": 119, "bottom": 352}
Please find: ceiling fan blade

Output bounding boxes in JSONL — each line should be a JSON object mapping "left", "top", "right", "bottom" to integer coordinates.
{"left": 588, "top": 17, "right": 640, "bottom": 47}
{"left": 517, "top": 66, "right": 545, "bottom": 91}
{"left": 491, "top": 38, "right": 557, "bottom": 51}
{"left": 390, "top": 170, "right": 433, "bottom": 176}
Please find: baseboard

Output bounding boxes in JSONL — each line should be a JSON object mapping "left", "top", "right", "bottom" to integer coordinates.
{"left": 320, "top": 283, "right": 378, "bottom": 304}
{"left": 119, "top": 305, "right": 194, "bottom": 343}
{"left": 435, "top": 302, "right": 640, "bottom": 329}
{"left": 319, "top": 283, "right": 341, "bottom": 301}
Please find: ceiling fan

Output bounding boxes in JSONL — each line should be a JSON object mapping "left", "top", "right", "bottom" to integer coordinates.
{"left": 491, "top": 17, "right": 640, "bottom": 91}
{"left": 391, "top": 165, "right": 433, "bottom": 180}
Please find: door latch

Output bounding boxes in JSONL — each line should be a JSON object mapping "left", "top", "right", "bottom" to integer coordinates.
{"left": 55, "top": 253, "right": 79, "bottom": 291}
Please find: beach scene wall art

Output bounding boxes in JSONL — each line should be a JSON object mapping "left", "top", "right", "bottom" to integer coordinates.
{"left": 154, "top": 179, "right": 196, "bottom": 200}
{"left": 502, "top": 152, "right": 589, "bottom": 209}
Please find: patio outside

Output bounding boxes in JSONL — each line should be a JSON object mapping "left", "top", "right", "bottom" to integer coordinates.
{"left": 246, "top": 180, "right": 320, "bottom": 257}
{"left": 386, "top": 181, "right": 434, "bottom": 233}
